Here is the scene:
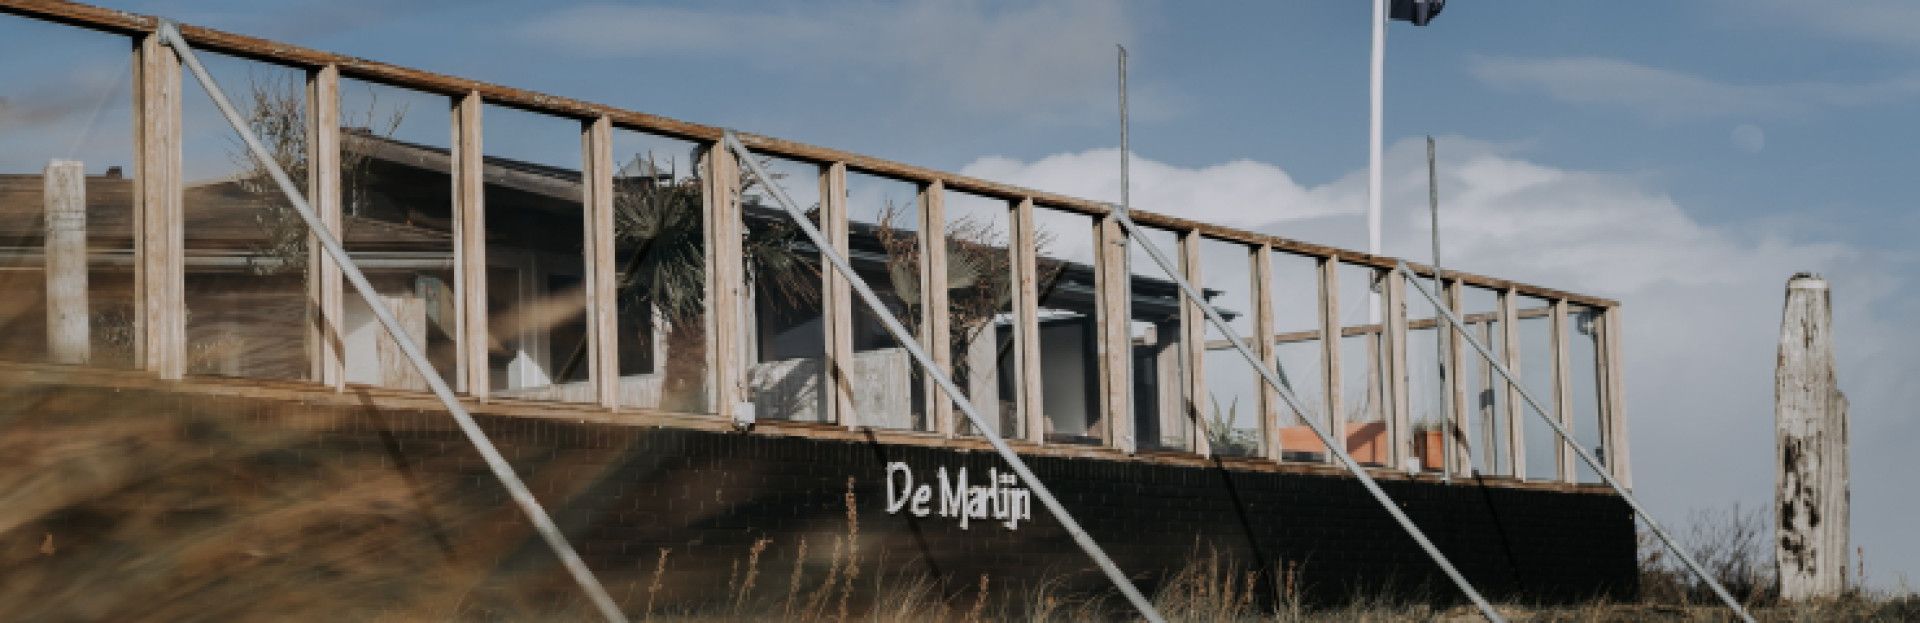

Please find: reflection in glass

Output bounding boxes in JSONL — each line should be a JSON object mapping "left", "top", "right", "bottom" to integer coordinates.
{"left": 1197, "top": 238, "right": 1259, "bottom": 457}
{"left": 1031, "top": 207, "right": 1102, "bottom": 444}
{"left": 942, "top": 191, "right": 1016, "bottom": 436}
{"left": 740, "top": 156, "right": 826, "bottom": 422}
{"left": 1129, "top": 226, "right": 1191, "bottom": 452}
{"left": 479, "top": 104, "right": 587, "bottom": 402}
{"left": 1269, "top": 252, "right": 1326, "bottom": 462}
{"left": 609, "top": 129, "right": 709, "bottom": 412}
{"left": 844, "top": 171, "right": 926, "bottom": 430}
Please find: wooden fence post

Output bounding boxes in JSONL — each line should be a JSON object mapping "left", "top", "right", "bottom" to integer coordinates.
{"left": 44, "top": 159, "right": 89, "bottom": 365}
{"left": 1776, "top": 273, "right": 1849, "bottom": 600}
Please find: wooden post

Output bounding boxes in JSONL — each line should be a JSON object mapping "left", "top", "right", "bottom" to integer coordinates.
{"left": 1012, "top": 198, "right": 1046, "bottom": 444}
{"left": 582, "top": 117, "right": 617, "bottom": 409}
{"left": 1499, "top": 287, "right": 1525, "bottom": 479}
{"left": 1384, "top": 269, "right": 1411, "bottom": 470}
{"left": 703, "top": 142, "right": 745, "bottom": 419}
{"left": 1551, "top": 298, "right": 1575, "bottom": 481}
{"left": 1179, "top": 230, "right": 1210, "bottom": 456}
{"left": 1477, "top": 321, "right": 1500, "bottom": 475}
{"left": 1252, "top": 246, "right": 1281, "bottom": 460}
{"left": 920, "top": 181, "right": 953, "bottom": 436}
{"left": 1602, "top": 307, "right": 1632, "bottom": 487}
{"left": 1775, "top": 273, "right": 1849, "bottom": 600}
{"left": 1095, "top": 215, "right": 1134, "bottom": 452}
{"left": 133, "top": 33, "right": 184, "bottom": 379}
{"left": 1318, "top": 257, "right": 1345, "bottom": 464}
{"left": 307, "top": 64, "right": 344, "bottom": 389}
{"left": 1445, "top": 280, "right": 1473, "bottom": 476}
{"left": 451, "top": 92, "right": 487, "bottom": 398}
{"left": 44, "top": 160, "right": 89, "bottom": 365}
{"left": 821, "top": 163, "right": 856, "bottom": 427}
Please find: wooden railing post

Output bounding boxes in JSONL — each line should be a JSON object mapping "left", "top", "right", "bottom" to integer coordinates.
{"left": 1603, "top": 306, "right": 1632, "bottom": 487}
{"left": 703, "top": 142, "right": 744, "bottom": 418}
{"left": 307, "top": 64, "right": 344, "bottom": 389}
{"left": 1095, "top": 215, "right": 1134, "bottom": 452}
{"left": 1251, "top": 246, "right": 1280, "bottom": 460}
{"left": 44, "top": 159, "right": 88, "bottom": 365}
{"left": 1384, "top": 269, "right": 1411, "bottom": 470}
{"left": 581, "top": 116, "right": 617, "bottom": 409}
{"left": 1318, "top": 258, "right": 1344, "bottom": 464}
{"left": 1499, "top": 287, "right": 1525, "bottom": 479}
{"left": 1012, "top": 198, "right": 1045, "bottom": 444}
{"left": 1445, "top": 279, "right": 1472, "bottom": 476}
{"left": 133, "top": 32, "right": 184, "bottom": 380}
{"left": 1551, "top": 298, "right": 1575, "bottom": 481}
{"left": 1179, "top": 231, "right": 1210, "bottom": 456}
{"left": 451, "top": 92, "right": 487, "bottom": 398}
{"left": 821, "top": 163, "right": 855, "bottom": 427}
{"left": 920, "top": 181, "right": 953, "bottom": 436}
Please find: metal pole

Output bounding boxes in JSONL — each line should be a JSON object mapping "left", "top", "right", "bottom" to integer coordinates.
{"left": 157, "top": 23, "right": 629, "bottom": 623}
{"left": 1396, "top": 261, "right": 1756, "bottom": 623}
{"left": 1118, "top": 45, "right": 1130, "bottom": 218}
{"left": 1108, "top": 205, "right": 1504, "bottom": 622}
{"left": 1428, "top": 136, "right": 1452, "bottom": 482}
{"left": 722, "top": 132, "right": 1166, "bottom": 623}
{"left": 1367, "top": 0, "right": 1386, "bottom": 324}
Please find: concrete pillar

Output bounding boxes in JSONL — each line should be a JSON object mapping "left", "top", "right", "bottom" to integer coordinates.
{"left": 1775, "top": 272, "right": 1849, "bottom": 600}
{"left": 44, "top": 159, "right": 89, "bottom": 365}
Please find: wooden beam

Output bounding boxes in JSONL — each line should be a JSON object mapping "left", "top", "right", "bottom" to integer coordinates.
{"left": 1477, "top": 321, "right": 1500, "bottom": 475}
{"left": 1318, "top": 257, "right": 1343, "bottom": 465}
{"left": 703, "top": 142, "right": 744, "bottom": 419}
{"left": 820, "top": 163, "right": 855, "bottom": 428}
{"left": 920, "top": 181, "right": 952, "bottom": 436}
{"left": 1096, "top": 216, "right": 1134, "bottom": 452}
{"left": 43, "top": 159, "right": 88, "bottom": 365}
{"left": 1012, "top": 198, "right": 1046, "bottom": 444}
{"left": 307, "top": 64, "right": 344, "bottom": 389}
{"left": 451, "top": 92, "right": 487, "bottom": 398}
{"left": 581, "top": 116, "right": 617, "bottom": 409}
{"left": 1551, "top": 298, "right": 1574, "bottom": 482}
{"left": 1384, "top": 269, "right": 1411, "bottom": 470}
{"left": 1179, "top": 230, "right": 1209, "bottom": 456}
{"left": 1499, "top": 287, "right": 1525, "bottom": 480}
{"left": 1445, "top": 279, "right": 1472, "bottom": 477}
{"left": 133, "top": 32, "right": 183, "bottom": 380}
{"left": 1251, "top": 246, "right": 1280, "bottom": 460}
{"left": 1603, "top": 306, "right": 1632, "bottom": 487}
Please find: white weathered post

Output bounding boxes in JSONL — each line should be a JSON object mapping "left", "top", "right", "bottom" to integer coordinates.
{"left": 44, "top": 159, "right": 90, "bottom": 365}
{"left": 1775, "top": 272, "right": 1849, "bottom": 600}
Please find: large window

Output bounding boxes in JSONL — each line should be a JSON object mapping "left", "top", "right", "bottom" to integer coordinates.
{"left": 1031, "top": 206, "right": 1102, "bottom": 444}
{"left": 1129, "top": 226, "right": 1191, "bottom": 452}
{"left": 1197, "top": 237, "right": 1260, "bottom": 457}
{"left": 1515, "top": 294, "right": 1557, "bottom": 480}
{"left": 740, "top": 155, "right": 827, "bottom": 422}
{"left": 609, "top": 128, "right": 708, "bottom": 412}
{"left": 941, "top": 190, "right": 1017, "bottom": 436}
{"left": 479, "top": 104, "right": 588, "bottom": 402}
{"left": 1268, "top": 252, "right": 1326, "bottom": 462}
{"left": 1458, "top": 286, "right": 1509, "bottom": 476}
{"left": 1567, "top": 303, "right": 1607, "bottom": 483}
{"left": 1337, "top": 262, "right": 1389, "bottom": 465}
{"left": 844, "top": 171, "right": 927, "bottom": 430}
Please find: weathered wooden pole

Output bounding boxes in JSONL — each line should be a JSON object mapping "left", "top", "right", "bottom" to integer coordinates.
{"left": 1775, "top": 272, "right": 1849, "bottom": 600}
{"left": 44, "top": 159, "right": 90, "bottom": 365}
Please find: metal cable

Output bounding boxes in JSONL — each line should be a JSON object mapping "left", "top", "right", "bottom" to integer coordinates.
{"left": 158, "top": 22, "right": 629, "bottom": 623}
{"left": 723, "top": 132, "right": 1168, "bottom": 623}
{"left": 1394, "top": 261, "right": 1756, "bottom": 623}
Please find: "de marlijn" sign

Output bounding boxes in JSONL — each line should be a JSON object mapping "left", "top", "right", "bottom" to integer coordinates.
{"left": 882, "top": 461, "right": 1034, "bottom": 530}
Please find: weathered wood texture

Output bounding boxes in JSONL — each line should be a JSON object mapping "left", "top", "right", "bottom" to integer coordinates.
{"left": 1500, "top": 288, "right": 1525, "bottom": 480}
{"left": 451, "top": 93, "right": 486, "bottom": 398}
{"left": 1012, "top": 199, "right": 1046, "bottom": 444}
{"left": 1775, "top": 274, "right": 1849, "bottom": 600}
{"left": 43, "top": 159, "right": 89, "bottom": 364}
{"left": 920, "top": 181, "right": 952, "bottom": 436}
{"left": 1318, "top": 257, "right": 1344, "bottom": 465}
{"left": 821, "top": 163, "right": 855, "bottom": 427}
{"left": 1095, "top": 216, "right": 1133, "bottom": 451}
{"left": 306, "top": 65, "right": 343, "bottom": 389}
{"left": 581, "top": 117, "right": 617, "bottom": 408}
{"left": 133, "top": 32, "right": 184, "bottom": 379}
{"left": 1252, "top": 246, "right": 1281, "bottom": 459}
{"left": 703, "top": 143, "right": 743, "bottom": 419}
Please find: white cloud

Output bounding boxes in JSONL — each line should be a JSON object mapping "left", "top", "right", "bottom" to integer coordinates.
{"left": 963, "top": 138, "right": 1920, "bottom": 587}
{"left": 1734, "top": 0, "right": 1920, "bottom": 51}
{"left": 1470, "top": 55, "right": 1920, "bottom": 120}
{"left": 515, "top": 0, "right": 1149, "bottom": 122}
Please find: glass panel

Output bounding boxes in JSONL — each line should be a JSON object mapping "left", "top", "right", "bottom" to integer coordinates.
{"left": 942, "top": 191, "right": 1017, "bottom": 436}
{"left": 0, "top": 20, "right": 135, "bottom": 368}
{"left": 479, "top": 104, "right": 587, "bottom": 402}
{"left": 181, "top": 53, "right": 310, "bottom": 380}
{"left": 1129, "top": 226, "right": 1190, "bottom": 452}
{"left": 844, "top": 171, "right": 925, "bottom": 430}
{"left": 1269, "top": 252, "right": 1325, "bottom": 462}
{"left": 1568, "top": 304, "right": 1606, "bottom": 483}
{"left": 1407, "top": 322, "right": 1445, "bottom": 472}
{"left": 1337, "top": 262, "right": 1388, "bottom": 465}
{"left": 741, "top": 155, "right": 826, "bottom": 422}
{"left": 1197, "top": 238, "right": 1260, "bottom": 457}
{"left": 1032, "top": 206, "right": 1102, "bottom": 444}
{"left": 609, "top": 128, "right": 708, "bottom": 412}
{"left": 1459, "top": 286, "right": 1508, "bottom": 476}
{"left": 1516, "top": 294, "right": 1557, "bottom": 480}
{"left": 336, "top": 78, "right": 456, "bottom": 391}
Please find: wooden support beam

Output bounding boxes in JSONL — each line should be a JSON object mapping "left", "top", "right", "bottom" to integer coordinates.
{"left": 133, "top": 32, "right": 183, "bottom": 380}
{"left": 1445, "top": 279, "right": 1472, "bottom": 476}
{"left": 1776, "top": 275, "right": 1849, "bottom": 599}
{"left": 920, "top": 181, "right": 952, "bottom": 436}
{"left": 1499, "top": 287, "right": 1525, "bottom": 480}
{"left": 1318, "top": 258, "right": 1344, "bottom": 465}
{"left": 1384, "top": 269, "right": 1411, "bottom": 470}
{"left": 451, "top": 92, "right": 487, "bottom": 398}
{"left": 703, "top": 142, "right": 744, "bottom": 419}
{"left": 1179, "top": 230, "right": 1209, "bottom": 456}
{"left": 44, "top": 159, "right": 89, "bottom": 365}
{"left": 1603, "top": 307, "right": 1632, "bottom": 487}
{"left": 306, "top": 64, "right": 343, "bottom": 389}
{"left": 1551, "top": 298, "right": 1575, "bottom": 481}
{"left": 821, "top": 163, "right": 855, "bottom": 427}
{"left": 581, "top": 116, "right": 617, "bottom": 409}
{"left": 1012, "top": 198, "right": 1045, "bottom": 444}
{"left": 1096, "top": 216, "right": 1134, "bottom": 452}
{"left": 1252, "top": 246, "right": 1280, "bottom": 460}
{"left": 1477, "top": 321, "right": 1499, "bottom": 475}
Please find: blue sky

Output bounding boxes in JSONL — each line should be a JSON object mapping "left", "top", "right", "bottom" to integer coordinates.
{"left": 5, "top": 0, "right": 1918, "bottom": 591}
